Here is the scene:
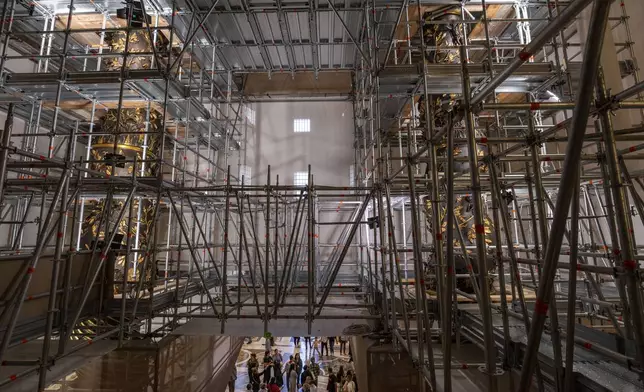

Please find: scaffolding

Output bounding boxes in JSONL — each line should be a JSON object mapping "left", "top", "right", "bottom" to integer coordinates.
{"left": 0, "top": 0, "right": 642, "bottom": 391}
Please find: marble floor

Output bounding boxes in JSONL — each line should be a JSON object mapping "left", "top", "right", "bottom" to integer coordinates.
{"left": 231, "top": 337, "right": 354, "bottom": 391}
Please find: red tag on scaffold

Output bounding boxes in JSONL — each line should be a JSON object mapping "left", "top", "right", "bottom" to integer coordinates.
{"left": 534, "top": 299, "right": 548, "bottom": 315}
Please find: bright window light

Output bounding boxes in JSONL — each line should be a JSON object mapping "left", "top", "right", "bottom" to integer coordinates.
{"left": 239, "top": 165, "right": 251, "bottom": 185}
{"left": 294, "top": 118, "right": 310, "bottom": 133}
{"left": 294, "top": 171, "right": 308, "bottom": 186}
{"left": 244, "top": 106, "right": 256, "bottom": 125}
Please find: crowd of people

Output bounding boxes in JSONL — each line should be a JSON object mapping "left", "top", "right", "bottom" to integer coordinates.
{"left": 238, "top": 337, "right": 356, "bottom": 392}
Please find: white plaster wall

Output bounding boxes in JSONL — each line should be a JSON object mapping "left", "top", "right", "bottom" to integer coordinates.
{"left": 247, "top": 101, "right": 355, "bottom": 186}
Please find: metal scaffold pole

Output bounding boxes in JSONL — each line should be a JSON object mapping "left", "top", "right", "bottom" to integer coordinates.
{"left": 517, "top": 1, "right": 612, "bottom": 389}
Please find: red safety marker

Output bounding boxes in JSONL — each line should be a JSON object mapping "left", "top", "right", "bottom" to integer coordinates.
{"left": 623, "top": 260, "right": 637, "bottom": 270}
{"left": 534, "top": 299, "right": 548, "bottom": 315}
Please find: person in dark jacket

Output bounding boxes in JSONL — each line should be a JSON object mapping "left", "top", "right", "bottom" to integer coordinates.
{"left": 249, "top": 368, "right": 261, "bottom": 392}
{"left": 294, "top": 352, "right": 303, "bottom": 375}
{"left": 300, "top": 365, "right": 313, "bottom": 386}
{"left": 336, "top": 366, "right": 344, "bottom": 383}
{"left": 259, "top": 360, "right": 278, "bottom": 384}
{"left": 327, "top": 374, "right": 337, "bottom": 392}
{"left": 328, "top": 337, "right": 336, "bottom": 355}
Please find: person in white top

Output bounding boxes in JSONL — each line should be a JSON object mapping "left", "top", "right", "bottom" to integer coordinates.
{"left": 341, "top": 371, "right": 356, "bottom": 392}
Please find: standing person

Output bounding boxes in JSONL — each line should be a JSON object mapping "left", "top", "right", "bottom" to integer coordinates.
{"left": 268, "top": 378, "right": 280, "bottom": 392}
{"left": 320, "top": 337, "right": 328, "bottom": 356}
{"left": 341, "top": 371, "right": 355, "bottom": 392}
{"left": 328, "top": 337, "right": 336, "bottom": 355}
{"left": 293, "top": 336, "right": 300, "bottom": 346}
{"left": 327, "top": 374, "right": 337, "bottom": 392}
{"left": 249, "top": 368, "right": 261, "bottom": 392}
{"left": 312, "top": 337, "right": 321, "bottom": 356}
{"left": 228, "top": 366, "right": 237, "bottom": 391}
{"left": 295, "top": 352, "right": 303, "bottom": 377}
{"left": 336, "top": 366, "right": 344, "bottom": 383}
{"left": 285, "top": 355, "right": 294, "bottom": 391}
{"left": 348, "top": 344, "right": 353, "bottom": 363}
{"left": 272, "top": 357, "right": 283, "bottom": 388}
{"left": 304, "top": 336, "right": 312, "bottom": 349}
{"left": 338, "top": 336, "right": 347, "bottom": 355}
{"left": 259, "top": 360, "right": 277, "bottom": 384}
{"left": 300, "top": 365, "right": 313, "bottom": 386}
{"left": 288, "top": 363, "right": 298, "bottom": 392}
{"left": 263, "top": 350, "right": 272, "bottom": 365}
{"left": 273, "top": 349, "right": 283, "bottom": 368}
{"left": 248, "top": 353, "right": 259, "bottom": 379}
{"left": 309, "top": 357, "right": 320, "bottom": 384}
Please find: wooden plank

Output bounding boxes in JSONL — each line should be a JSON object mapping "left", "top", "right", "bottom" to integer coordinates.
{"left": 242, "top": 71, "right": 352, "bottom": 96}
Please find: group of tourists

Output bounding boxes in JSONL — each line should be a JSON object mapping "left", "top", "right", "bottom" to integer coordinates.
{"left": 233, "top": 337, "right": 355, "bottom": 392}
{"left": 325, "top": 366, "right": 358, "bottom": 392}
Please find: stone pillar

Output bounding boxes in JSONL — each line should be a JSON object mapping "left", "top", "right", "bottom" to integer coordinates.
{"left": 349, "top": 336, "right": 374, "bottom": 391}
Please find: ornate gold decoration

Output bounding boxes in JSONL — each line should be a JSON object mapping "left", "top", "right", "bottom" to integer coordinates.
{"left": 80, "top": 24, "right": 164, "bottom": 296}
{"left": 418, "top": 8, "right": 489, "bottom": 174}
{"left": 422, "top": 195, "right": 496, "bottom": 293}
{"left": 103, "top": 30, "right": 159, "bottom": 70}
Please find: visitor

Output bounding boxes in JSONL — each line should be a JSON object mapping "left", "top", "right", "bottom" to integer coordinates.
{"left": 249, "top": 368, "right": 261, "bottom": 392}
{"left": 339, "top": 336, "right": 348, "bottom": 355}
{"left": 300, "top": 365, "right": 313, "bottom": 386}
{"left": 268, "top": 377, "right": 280, "bottom": 392}
{"left": 341, "top": 371, "right": 356, "bottom": 392}
{"left": 294, "top": 352, "right": 303, "bottom": 375}
{"left": 336, "top": 365, "right": 344, "bottom": 382}
{"left": 309, "top": 357, "right": 320, "bottom": 383}
{"left": 288, "top": 363, "right": 298, "bottom": 392}
{"left": 262, "top": 350, "right": 272, "bottom": 364}
{"left": 273, "top": 348, "right": 283, "bottom": 368}
{"left": 304, "top": 336, "right": 312, "bottom": 349}
{"left": 312, "top": 337, "right": 321, "bottom": 356}
{"left": 248, "top": 353, "right": 259, "bottom": 379}
{"left": 320, "top": 336, "right": 329, "bottom": 356}
{"left": 328, "top": 336, "right": 336, "bottom": 355}
{"left": 293, "top": 336, "right": 300, "bottom": 346}
{"left": 285, "top": 355, "right": 294, "bottom": 390}
{"left": 327, "top": 374, "right": 337, "bottom": 392}
{"left": 259, "top": 360, "right": 277, "bottom": 384}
